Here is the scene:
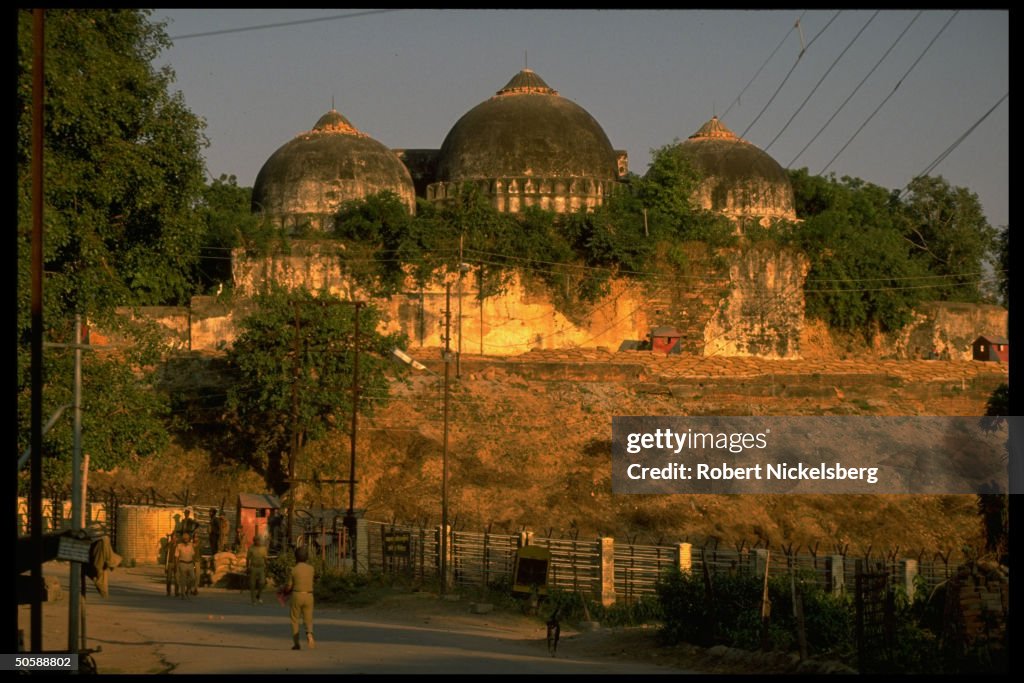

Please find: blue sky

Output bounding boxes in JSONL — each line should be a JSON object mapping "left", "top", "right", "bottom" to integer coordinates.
{"left": 152, "top": 9, "right": 1009, "bottom": 229}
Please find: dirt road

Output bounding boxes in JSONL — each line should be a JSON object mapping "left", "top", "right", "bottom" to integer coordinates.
{"left": 19, "top": 562, "right": 686, "bottom": 675}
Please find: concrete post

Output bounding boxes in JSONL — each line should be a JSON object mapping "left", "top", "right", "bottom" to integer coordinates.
{"left": 676, "top": 543, "right": 692, "bottom": 574}
{"left": 827, "top": 555, "right": 845, "bottom": 595}
{"left": 599, "top": 537, "right": 615, "bottom": 607}
{"left": 900, "top": 559, "right": 918, "bottom": 602}
{"left": 354, "top": 512, "right": 369, "bottom": 575}
{"left": 436, "top": 524, "right": 452, "bottom": 589}
{"left": 753, "top": 549, "right": 770, "bottom": 579}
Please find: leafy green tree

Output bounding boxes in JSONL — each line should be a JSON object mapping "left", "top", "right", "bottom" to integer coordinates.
{"left": 17, "top": 9, "right": 209, "bottom": 318}
{"left": 197, "top": 174, "right": 265, "bottom": 290}
{"left": 789, "top": 170, "right": 929, "bottom": 335}
{"left": 994, "top": 224, "right": 1009, "bottom": 306}
{"left": 900, "top": 176, "right": 998, "bottom": 302}
{"left": 634, "top": 144, "right": 737, "bottom": 246}
{"left": 224, "top": 285, "right": 407, "bottom": 494}
{"left": 16, "top": 9, "right": 208, "bottom": 484}
{"left": 979, "top": 383, "right": 1009, "bottom": 565}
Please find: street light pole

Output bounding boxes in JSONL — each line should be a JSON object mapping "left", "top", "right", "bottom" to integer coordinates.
{"left": 440, "top": 283, "right": 451, "bottom": 596}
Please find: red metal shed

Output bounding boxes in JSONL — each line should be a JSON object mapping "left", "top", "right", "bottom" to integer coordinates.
{"left": 973, "top": 335, "right": 1009, "bottom": 363}
{"left": 235, "top": 493, "right": 281, "bottom": 553}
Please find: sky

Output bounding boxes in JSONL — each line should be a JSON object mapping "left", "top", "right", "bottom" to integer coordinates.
{"left": 151, "top": 9, "right": 1009, "bottom": 229}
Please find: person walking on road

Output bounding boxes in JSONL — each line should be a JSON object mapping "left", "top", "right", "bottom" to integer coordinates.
{"left": 286, "top": 545, "right": 315, "bottom": 650}
{"left": 175, "top": 532, "right": 198, "bottom": 598}
{"left": 246, "top": 534, "right": 268, "bottom": 605}
{"left": 164, "top": 531, "right": 180, "bottom": 597}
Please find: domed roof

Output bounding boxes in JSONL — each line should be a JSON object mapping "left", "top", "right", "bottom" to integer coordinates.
{"left": 663, "top": 116, "right": 796, "bottom": 221}
{"left": 435, "top": 69, "right": 619, "bottom": 183}
{"left": 252, "top": 109, "right": 416, "bottom": 228}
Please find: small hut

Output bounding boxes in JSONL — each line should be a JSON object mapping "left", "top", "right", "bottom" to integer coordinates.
{"left": 972, "top": 335, "right": 1009, "bottom": 363}
{"left": 235, "top": 493, "right": 281, "bottom": 553}
{"left": 649, "top": 326, "right": 683, "bottom": 355}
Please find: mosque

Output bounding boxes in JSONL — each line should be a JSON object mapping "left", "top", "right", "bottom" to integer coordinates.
{"left": 251, "top": 68, "right": 797, "bottom": 229}
{"left": 238, "top": 68, "right": 807, "bottom": 358}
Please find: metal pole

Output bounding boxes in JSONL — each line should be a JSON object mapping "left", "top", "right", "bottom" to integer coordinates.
{"left": 440, "top": 283, "right": 451, "bottom": 596}
{"left": 345, "top": 302, "right": 362, "bottom": 571}
{"left": 30, "top": 8, "right": 45, "bottom": 653}
{"left": 68, "top": 315, "right": 83, "bottom": 652}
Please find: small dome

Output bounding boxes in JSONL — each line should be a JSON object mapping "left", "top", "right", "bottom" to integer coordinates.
{"left": 661, "top": 116, "right": 796, "bottom": 223}
{"left": 252, "top": 109, "right": 416, "bottom": 231}
{"left": 435, "top": 69, "right": 619, "bottom": 187}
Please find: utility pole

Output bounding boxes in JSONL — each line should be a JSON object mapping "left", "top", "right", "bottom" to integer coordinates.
{"left": 344, "top": 301, "right": 363, "bottom": 571}
{"left": 29, "top": 8, "right": 45, "bottom": 653}
{"left": 68, "top": 314, "right": 83, "bottom": 653}
{"left": 440, "top": 283, "right": 451, "bottom": 596}
{"left": 457, "top": 235, "right": 463, "bottom": 378}
{"left": 287, "top": 303, "right": 301, "bottom": 546}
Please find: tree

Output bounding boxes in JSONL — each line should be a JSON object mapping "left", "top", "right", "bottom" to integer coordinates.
{"left": 789, "top": 171, "right": 928, "bottom": 335}
{"left": 17, "top": 9, "right": 209, "bottom": 318}
{"left": 978, "top": 383, "right": 1009, "bottom": 565}
{"left": 197, "top": 174, "right": 265, "bottom": 290}
{"left": 995, "top": 224, "right": 1009, "bottom": 306}
{"left": 900, "top": 176, "right": 998, "bottom": 302}
{"left": 16, "top": 10, "right": 209, "bottom": 483}
{"left": 224, "top": 286, "right": 407, "bottom": 495}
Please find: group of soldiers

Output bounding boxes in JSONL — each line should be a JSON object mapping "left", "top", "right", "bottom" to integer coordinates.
{"left": 164, "top": 506, "right": 230, "bottom": 598}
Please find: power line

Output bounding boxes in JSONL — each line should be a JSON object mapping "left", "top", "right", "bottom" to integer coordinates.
{"left": 740, "top": 10, "right": 843, "bottom": 140}
{"left": 721, "top": 11, "right": 806, "bottom": 121}
{"left": 820, "top": 10, "right": 959, "bottom": 176}
{"left": 900, "top": 91, "right": 1009, "bottom": 194}
{"left": 788, "top": 11, "right": 922, "bottom": 169}
{"left": 166, "top": 9, "right": 403, "bottom": 41}
{"left": 764, "top": 10, "right": 879, "bottom": 153}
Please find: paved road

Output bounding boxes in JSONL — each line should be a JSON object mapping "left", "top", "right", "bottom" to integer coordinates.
{"left": 22, "top": 563, "right": 683, "bottom": 675}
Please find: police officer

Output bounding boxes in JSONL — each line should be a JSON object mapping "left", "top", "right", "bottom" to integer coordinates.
{"left": 246, "top": 534, "right": 268, "bottom": 605}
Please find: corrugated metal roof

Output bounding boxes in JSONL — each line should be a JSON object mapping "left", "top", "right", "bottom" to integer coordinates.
{"left": 237, "top": 493, "right": 282, "bottom": 510}
{"left": 975, "top": 335, "right": 1009, "bottom": 345}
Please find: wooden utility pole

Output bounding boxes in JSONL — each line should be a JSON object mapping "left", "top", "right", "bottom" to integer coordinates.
{"left": 29, "top": 8, "right": 45, "bottom": 653}
{"left": 344, "top": 301, "right": 363, "bottom": 570}
{"left": 440, "top": 283, "right": 451, "bottom": 596}
{"left": 760, "top": 550, "right": 772, "bottom": 652}
{"left": 287, "top": 303, "right": 301, "bottom": 545}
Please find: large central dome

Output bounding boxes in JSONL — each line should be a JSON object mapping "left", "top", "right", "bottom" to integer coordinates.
{"left": 429, "top": 69, "right": 622, "bottom": 213}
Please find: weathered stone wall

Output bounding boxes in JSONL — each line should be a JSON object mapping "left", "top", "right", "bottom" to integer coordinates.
{"left": 229, "top": 241, "right": 809, "bottom": 358}
{"left": 884, "top": 301, "right": 1008, "bottom": 360}
{"left": 704, "top": 246, "right": 810, "bottom": 359}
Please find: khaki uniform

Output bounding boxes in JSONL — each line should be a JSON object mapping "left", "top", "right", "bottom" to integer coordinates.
{"left": 174, "top": 540, "right": 198, "bottom": 597}
{"left": 287, "top": 561, "right": 315, "bottom": 647}
{"left": 246, "top": 543, "right": 268, "bottom": 604}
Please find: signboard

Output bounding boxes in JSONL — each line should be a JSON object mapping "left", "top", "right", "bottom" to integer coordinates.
{"left": 512, "top": 545, "right": 552, "bottom": 596}
{"left": 382, "top": 530, "right": 411, "bottom": 559}
{"left": 56, "top": 536, "right": 92, "bottom": 563}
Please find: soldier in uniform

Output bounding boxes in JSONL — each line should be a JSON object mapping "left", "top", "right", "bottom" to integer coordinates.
{"left": 246, "top": 534, "right": 268, "bottom": 604}
{"left": 174, "top": 531, "right": 198, "bottom": 598}
{"left": 164, "top": 531, "right": 180, "bottom": 597}
{"left": 286, "top": 545, "right": 315, "bottom": 650}
{"left": 209, "top": 508, "right": 221, "bottom": 555}
{"left": 176, "top": 507, "right": 200, "bottom": 542}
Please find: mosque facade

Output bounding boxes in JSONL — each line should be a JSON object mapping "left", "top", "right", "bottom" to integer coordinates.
{"left": 243, "top": 68, "right": 806, "bottom": 359}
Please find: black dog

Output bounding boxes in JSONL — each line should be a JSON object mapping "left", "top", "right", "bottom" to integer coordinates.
{"left": 546, "top": 606, "right": 562, "bottom": 657}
